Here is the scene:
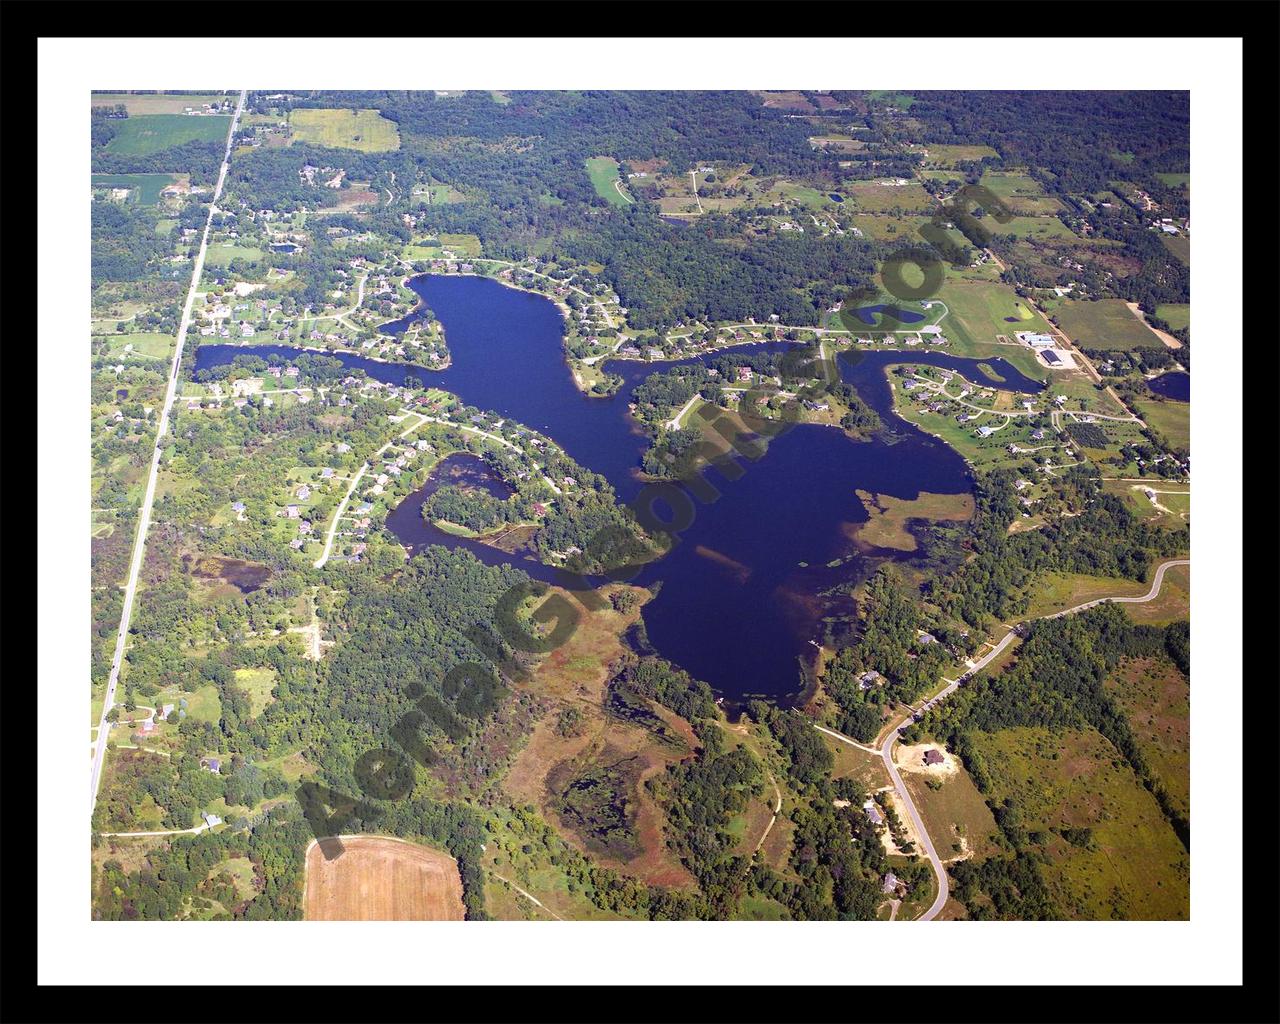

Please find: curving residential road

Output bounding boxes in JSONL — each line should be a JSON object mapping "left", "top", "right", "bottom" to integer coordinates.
{"left": 818, "top": 556, "right": 1189, "bottom": 921}
{"left": 90, "top": 90, "right": 248, "bottom": 816}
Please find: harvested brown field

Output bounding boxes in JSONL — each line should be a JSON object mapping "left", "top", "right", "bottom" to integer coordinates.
{"left": 303, "top": 835, "right": 465, "bottom": 920}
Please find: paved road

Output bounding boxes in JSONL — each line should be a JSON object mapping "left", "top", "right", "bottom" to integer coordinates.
{"left": 90, "top": 90, "right": 247, "bottom": 815}
{"left": 313, "top": 466, "right": 369, "bottom": 569}
{"left": 313, "top": 411, "right": 430, "bottom": 569}
{"left": 1045, "top": 557, "right": 1189, "bottom": 618}
{"left": 665, "top": 394, "right": 701, "bottom": 430}
{"left": 817, "top": 556, "right": 1188, "bottom": 921}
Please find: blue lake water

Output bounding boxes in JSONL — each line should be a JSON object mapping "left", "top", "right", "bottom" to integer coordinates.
{"left": 849, "top": 304, "right": 926, "bottom": 326}
{"left": 1147, "top": 371, "right": 1189, "bottom": 402}
{"left": 270, "top": 243, "right": 298, "bottom": 253}
{"left": 829, "top": 193, "right": 844, "bottom": 203}
{"left": 196, "top": 274, "right": 1042, "bottom": 702}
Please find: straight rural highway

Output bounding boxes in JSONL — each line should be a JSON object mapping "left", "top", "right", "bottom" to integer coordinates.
{"left": 90, "top": 90, "right": 247, "bottom": 815}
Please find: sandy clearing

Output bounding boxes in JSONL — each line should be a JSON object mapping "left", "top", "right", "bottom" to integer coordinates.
{"left": 1124, "top": 302, "right": 1182, "bottom": 349}
{"left": 895, "top": 743, "right": 961, "bottom": 779}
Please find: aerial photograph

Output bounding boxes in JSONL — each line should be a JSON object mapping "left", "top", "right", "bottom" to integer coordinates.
{"left": 87, "top": 87, "right": 1194, "bottom": 925}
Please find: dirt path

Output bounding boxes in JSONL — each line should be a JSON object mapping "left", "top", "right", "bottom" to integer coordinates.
{"left": 492, "top": 872, "right": 564, "bottom": 920}
{"left": 689, "top": 170, "right": 704, "bottom": 214}
{"left": 754, "top": 772, "right": 784, "bottom": 854}
{"left": 612, "top": 177, "right": 634, "bottom": 205}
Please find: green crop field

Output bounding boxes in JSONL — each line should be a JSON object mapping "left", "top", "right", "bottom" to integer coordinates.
{"left": 585, "top": 157, "right": 630, "bottom": 207}
{"left": 104, "top": 115, "right": 232, "bottom": 156}
{"left": 91, "top": 173, "right": 179, "bottom": 206}
{"left": 1052, "top": 298, "right": 1163, "bottom": 351}
{"left": 289, "top": 108, "right": 400, "bottom": 152}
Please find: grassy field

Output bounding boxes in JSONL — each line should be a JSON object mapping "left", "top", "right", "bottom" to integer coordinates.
{"left": 1104, "top": 656, "right": 1189, "bottom": 820}
{"left": 822, "top": 733, "right": 891, "bottom": 793}
{"left": 91, "top": 172, "right": 178, "bottom": 205}
{"left": 989, "top": 215, "right": 1076, "bottom": 240}
{"left": 1136, "top": 397, "right": 1190, "bottom": 448}
{"left": 104, "top": 115, "right": 232, "bottom": 157}
{"left": 303, "top": 836, "right": 465, "bottom": 920}
{"left": 1100, "top": 480, "right": 1188, "bottom": 531}
{"left": 875, "top": 276, "right": 1050, "bottom": 379}
{"left": 1161, "top": 233, "right": 1191, "bottom": 266}
{"left": 184, "top": 684, "right": 222, "bottom": 724}
{"left": 439, "top": 233, "right": 482, "bottom": 257}
{"left": 923, "top": 143, "right": 999, "bottom": 167}
{"left": 1023, "top": 569, "right": 1165, "bottom": 618}
{"left": 93, "top": 93, "right": 227, "bottom": 115}
{"left": 1155, "top": 304, "right": 1190, "bottom": 331}
{"left": 233, "top": 667, "right": 277, "bottom": 718}
{"left": 98, "top": 332, "right": 176, "bottom": 361}
{"left": 1156, "top": 172, "right": 1190, "bottom": 188}
{"left": 867, "top": 90, "right": 915, "bottom": 109}
{"left": 847, "top": 213, "right": 927, "bottom": 241}
{"left": 900, "top": 763, "right": 1000, "bottom": 863}
{"left": 851, "top": 489, "right": 974, "bottom": 553}
{"left": 1121, "top": 562, "right": 1189, "bottom": 626}
{"left": 585, "top": 157, "right": 630, "bottom": 207}
{"left": 979, "top": 171, "right": 1043, "bottom": 197}
{"left": 210, "top": 855, "right": 260, "bottom": 904}
{"left": 204, "top": 243, "right": 265, "bottom": 268}
{"left": 289, "top": 108, "right": 400, "bottom": 152}
{"left": 967, "top": 726, "right": 1188, "bottom": 919}
{"left": 1052, "top": 298, "right": 1165, "bottom": 351}
{"left": 847, "top": 180, "right": 936, "bottom": 213}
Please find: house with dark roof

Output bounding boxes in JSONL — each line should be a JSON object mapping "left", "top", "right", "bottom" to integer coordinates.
{"left": 923, "top": 749, "right": 945, "bottom": 766}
